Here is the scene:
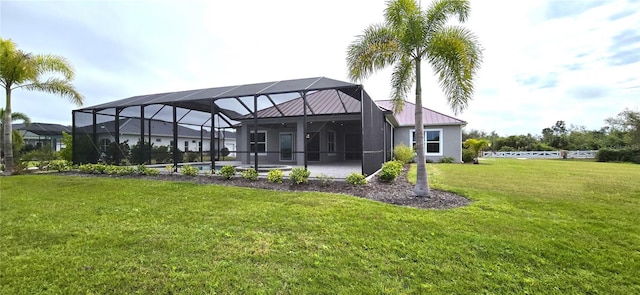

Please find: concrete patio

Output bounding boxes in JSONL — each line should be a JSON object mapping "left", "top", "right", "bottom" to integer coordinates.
{"left": 157, "top": 161, "right": 368, "bottom": 180}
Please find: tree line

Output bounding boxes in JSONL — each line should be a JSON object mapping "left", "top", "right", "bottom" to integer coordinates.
{"left": 463, "top": 108, "right": 640, "bottom": 152}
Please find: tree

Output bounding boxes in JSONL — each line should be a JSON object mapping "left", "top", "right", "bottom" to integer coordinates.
{"left": 606, "top": 108, "right": 640, "bottom": 147}
{"left": 0, "top": 108, "right": 31, "bottom": 159}
{"left": 347, "top": 0, "right": 482, "bottom": 196}
{"left": 1, "top": 38, "right": 83, "bottom": 175}
{"left": 463, "top": 138, "right": 489, "bottom": 164}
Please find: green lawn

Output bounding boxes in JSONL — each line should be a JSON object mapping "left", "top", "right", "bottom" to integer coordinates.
{"left": 1, "top": 159, "right": 639, "bottom": 294}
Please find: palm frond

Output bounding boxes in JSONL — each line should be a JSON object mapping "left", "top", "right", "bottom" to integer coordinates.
{"left": 21, "top": 77, "right": 84, "bottom": 106}
{"left": 33, "top": 54, "right": 75, "bottom": 80}
{"left": 426, "top": 26, "right": 482, "bottom": 114}
{"left": 390, "top": 56, "right": 415, "bottom": 113}
{"left": 0, "top": 108, "right": 32, "bottom": 126}
{"left": 346, "top": 24, "right": 401, "bottom": 81}
{"left": 424, "top": 0, "right": 471, "bottom": 40}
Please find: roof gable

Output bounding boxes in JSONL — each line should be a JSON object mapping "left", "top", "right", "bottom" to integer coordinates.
{"left": 375, "top": 100, "right": 466, "bottom": 126}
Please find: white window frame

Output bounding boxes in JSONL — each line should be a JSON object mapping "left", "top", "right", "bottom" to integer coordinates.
{"left": 100, "top": 138, "right": 111, "bottom": 152}
{"left": 250, "top": 131, "right": 267, "bottom": 156}
{"left": 410, "top": 128, "right": 443, "bottom": 156}
{"left": 279, "top": 132, "right": 295, "bottom": 161}
{"left": 327, "top": 130, "right": 336, "bottom": 156}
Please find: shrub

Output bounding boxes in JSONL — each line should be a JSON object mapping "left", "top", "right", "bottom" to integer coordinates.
{"left": 165, "top": 165, "right": 175, "bottom": 175}
{"left": 104, "top": 165, "right": 119, "bottom": 175}
{"left": 462, "top": 148, "right": 476, "bottom": 163}
{"left": 289, "top": 167, "right": 311, "bottom": 184}
{"left": 20, "top": 147, "right": 58, "bottom": 161}
{"left": 145, "top": 168, "right": 160, "bottom": 176}
{"left": 116, "top": 166, "right": 135, "bottom": 176}
{"left": 241, "top": 168, "right": 259, "bottom": 181}
{"left": 425, "top": 159, "right": 434, "bottom": 163}
{"left": 48, "top": 160, "right": 72, "bottom": 172}
{"left": 267, "top": 169, "right": 284, "bottom": 184}
{"left": 597, "top": 147, "right": 640, "bottom": 164}
{"left": 181, "top": 164, "right": 199, "bottom": 177}
{"left": 135, "top": 164, "right": 159, "bottom": 176}
{"left": 379, "top": 160, "right": 403, "bottom": 182}
{"left": 220, "top": 165, "right": 236, "bottom": 179}
{"left": 316, "top": 173, "right": 334, "bottom": 186}
{"left": 184, "top": 152, "right": 199, "bottom": 162}
{"left": 394, "top": 143, "right": 415, "bottom": 164}
{"left": 346, "top": 172, "right": 368, "bottom": 186}
{"left": 440, "top": 156, "right": 455, "bottom": 163}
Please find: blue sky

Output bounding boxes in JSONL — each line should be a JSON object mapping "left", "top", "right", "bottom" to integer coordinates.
{"left": 1, "top": 0, "right": 638, "bottom": 136}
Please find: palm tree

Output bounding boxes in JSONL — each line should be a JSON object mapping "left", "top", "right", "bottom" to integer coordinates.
{"left": 0, "top": 108, "right": 31, "bottom": 159}
{"left": 346, "top": 0, "right": 482, "bottom": 196}
{"left": 1, "top": 38, "right": 83, "bottom": 174}
{"left": 463, "top": 138, "right": 489, "bottom": 164}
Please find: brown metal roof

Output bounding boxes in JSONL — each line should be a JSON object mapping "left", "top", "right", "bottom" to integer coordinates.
{"left": 376, "top": 100, "right": 467, "bottom": 126}
{"left": 237, "top": 89, "right": 361, "bottom": 119}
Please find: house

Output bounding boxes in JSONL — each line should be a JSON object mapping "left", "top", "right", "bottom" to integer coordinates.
{"left": 13, "top": 122, "right": 72, "bottom": 151}
{"left": 72, "top": 77, "right": 466, "bottom": 174}
{"left": 376, "top": 100, "right": 466, "bottom": 163}
{"left": 232, "top": 92, "right": 466, "bottom": 166}
{"left": 86, "top": 118, "right": 236, "bottom": 155}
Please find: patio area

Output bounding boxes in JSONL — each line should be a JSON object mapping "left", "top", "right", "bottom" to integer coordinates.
{"left": 155, "top": 161, "right": 366, "bottom": 180}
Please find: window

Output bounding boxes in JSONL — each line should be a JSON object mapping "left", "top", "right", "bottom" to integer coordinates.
{"left": 100, "top": 139, "right": 111, "bottom": 152}
{"left": 155, "top": 138, "right": 161, "bottom": 142}
{"left": 327, "top": 130, "right": 336, "bottom": 155}
{"left": 250, "top": 131, "right": 267, "bottom": 155}
{"left": 184, "top": 141, "right": 189, "bottom": 152}
{"left": 411, "top": 129, "right": 443, "bottom": 156}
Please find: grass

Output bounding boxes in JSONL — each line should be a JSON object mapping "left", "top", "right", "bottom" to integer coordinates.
{"left": 1, "top": 159, "right": 639, "bottom": 293}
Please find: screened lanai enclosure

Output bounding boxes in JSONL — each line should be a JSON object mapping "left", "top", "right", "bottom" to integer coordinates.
{"left": 72, "top": 77, "right": 393, "bottom": 175}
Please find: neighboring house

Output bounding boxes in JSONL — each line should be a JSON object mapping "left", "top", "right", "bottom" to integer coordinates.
{"left": 376, "top": 100, "right": 467, "bottom": 163}
{"left": 13, "top": 123, "right": 71, "bottom": 151}
{"left": 87, "top": 118, "right": 236, "bottom": 155}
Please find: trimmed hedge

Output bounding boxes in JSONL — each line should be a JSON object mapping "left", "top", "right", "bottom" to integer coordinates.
{"left": 596, "top": 148, "right": 640, "bottom": 164}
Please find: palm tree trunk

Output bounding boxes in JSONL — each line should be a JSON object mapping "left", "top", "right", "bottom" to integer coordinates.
{"left": 3, "top": 87, "right": 14, "bottom": 175}
{"left": 413, "top": 57, "right": 430, "bottom": 197}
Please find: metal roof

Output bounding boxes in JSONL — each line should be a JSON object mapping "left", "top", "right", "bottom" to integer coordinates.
{"left": 376, "top": 100, "right": 467, "bottom": 126}
{"left": 77, "top": 77, "right": 362, "bottom": 112}
{"left": 236, "top": 89, "right": 361, "bottom": 120}
{"left": 13, "top": 123, "right": 71, "bottom": 136}
{"left": 86, "top": 118, "right": 234, "bottom": 138}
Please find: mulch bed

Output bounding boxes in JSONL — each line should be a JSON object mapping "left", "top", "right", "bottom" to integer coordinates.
{"left": 64, "top": 166, "right": 471, "bottom": 210}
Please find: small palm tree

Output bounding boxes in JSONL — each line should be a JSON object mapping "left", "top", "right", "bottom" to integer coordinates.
{"left": 1, "top": 38, "right": 83, "bottom": 174}
{"left": 463, "top": 138, "right": 489, "bottom": 164}
{"left": 347, "top": 0, "right": 482, "bottom": 196}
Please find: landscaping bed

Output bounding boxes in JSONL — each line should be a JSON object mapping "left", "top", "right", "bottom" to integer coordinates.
{"left": 64, "top": 165, "right": 470, "bottom": 210}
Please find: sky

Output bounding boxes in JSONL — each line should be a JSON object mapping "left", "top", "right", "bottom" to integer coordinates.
{"left": 1, "top": 0, "right": 639, "bottom": 136}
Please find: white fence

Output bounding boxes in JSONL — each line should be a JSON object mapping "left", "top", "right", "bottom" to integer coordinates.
{"left": 482, "top": 150, "right": 598, "bottom": 159}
